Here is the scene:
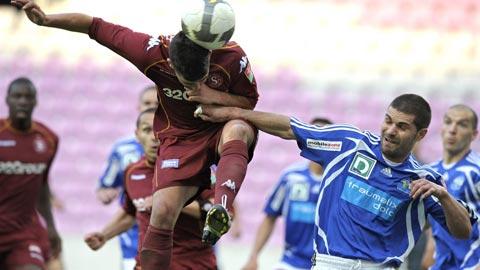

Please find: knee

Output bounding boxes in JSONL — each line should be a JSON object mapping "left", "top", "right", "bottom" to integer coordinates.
{"left": 222, "top": 120, "right": 254, "bottom": 143}
{"left": 150, "top": 200, "right": 177, "bottom": 229}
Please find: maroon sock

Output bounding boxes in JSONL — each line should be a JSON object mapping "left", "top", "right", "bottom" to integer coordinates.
{"left": 215, "top": 140, "right": 248, "bottom": 212}
{"left": 140, "top": 225, "right": 173, "bottom": 270}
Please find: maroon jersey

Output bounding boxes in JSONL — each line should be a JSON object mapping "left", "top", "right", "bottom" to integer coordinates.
{"left": 88, "top": 18, "right": 258, "bottom": 138}
{"left": 0, "top": 119, "right": 58, "bottom": 239}
{"left": 123, "top": 158, "right": 216, "bottom": 268}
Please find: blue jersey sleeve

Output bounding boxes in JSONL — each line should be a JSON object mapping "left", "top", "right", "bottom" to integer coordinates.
{"left": 98, "top": 149, "right": 124, "bottom": 188}
{"left": 290, "top": 118, "right": 366, "bottom": 166}
{"left": 264, "top": 175, "right": 289, "bottom": 217}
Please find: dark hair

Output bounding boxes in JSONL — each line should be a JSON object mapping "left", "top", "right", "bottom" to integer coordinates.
{"left": 136, "top": 108, "right": 156, "bottom": 128}
{"left": 449, "top": 104, "right": 478, "bottom": 130}
{"left": 7, "top": 77, "right": 36, "bottom": 95}
{"left": 311, "top": 117, "right": 332, "bottom": 126}
{"left": 389, "top": 94, "right": 431, "bottom": 130}
{"left": 169, "top": 31, "right": 210, "bottom": 81}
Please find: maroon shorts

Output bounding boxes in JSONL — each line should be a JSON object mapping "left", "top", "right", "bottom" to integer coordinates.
{"left": 171, "top": 250, "right": 217, "bottom": 270}
{"left": 0, "top": 239, "right": 46, "bottom": 269}
{"left": 153, "top": 124, "right": 257, "bottom": 193}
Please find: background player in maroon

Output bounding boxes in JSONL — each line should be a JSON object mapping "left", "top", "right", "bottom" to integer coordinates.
{"left": 0, "top": 77, "right": 61, "bottom": 270}
{"left": 84, "top": 108, "right": 217, "bottom": 270}
{"left": 13, "top": 1, "right": 259, "bottom": 268}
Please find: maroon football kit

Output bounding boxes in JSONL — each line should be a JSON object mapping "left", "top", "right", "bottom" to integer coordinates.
{"left": 88, "top": 18, "right": 259, "bottom": 197}
{"left": 123, "top": 158, "right": 216, "bottom": 269}
{"left": 0, "top": 119, "right": 58, "bottom": 269}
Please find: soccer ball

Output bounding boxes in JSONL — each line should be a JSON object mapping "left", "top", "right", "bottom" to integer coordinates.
{"left": 181, "top": 0, "right": 236, "bottom": 50}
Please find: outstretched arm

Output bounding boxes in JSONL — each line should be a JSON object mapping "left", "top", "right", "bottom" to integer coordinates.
{"left": 198, "top": 106, "right": 295, "bottom": 140}
{"left": 11, "top": 0, "right": 92, "bottom": 33}
{"left": 242, "top": 216, "right": 277, "bottom": 270}
{"left": 84, "top": 208, "right": 135, "bottom": 251}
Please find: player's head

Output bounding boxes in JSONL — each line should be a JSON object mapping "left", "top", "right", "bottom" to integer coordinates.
{"left": 311, "top": 117, "right": 332, "bottom": 127}
{"left": 441, "top": 104, "right": 478, "bottom": 157}
{"left": 138, "top": 85, "right": 158, "bottom": 112}
{"left": 6, "top": 77, "right": 37, "bottom": 126}
{"left": 169, "top": 31, "right": 211, "bottom": 90}
{"left": 135, "top": 108, "right": 159, "bottom": 164}
{"left": 381, "top": 94, "right": 431, "bottom": 162}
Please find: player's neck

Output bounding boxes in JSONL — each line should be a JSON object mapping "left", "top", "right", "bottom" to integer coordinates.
{"left": 8, "top": 117, "right": 32, "bottom": 131}
{"left": 443, "top": 148, "right": 470, "bottom": 165}
{"left": 145, "top": 158, "right": 156, "bottom": 167}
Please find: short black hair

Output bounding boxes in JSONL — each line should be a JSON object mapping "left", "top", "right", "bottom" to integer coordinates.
{"left": 169, "top": 31, "right": 210, "bottom": 81}
{"left": 449, "top": 104, "right": 478, "bottom": 130}
{"left": 389, "top": 94, "right": 431, "bottom": 130}
{"left": 311, "top": 117, "right": 332, "bottom": 126}
{"left": 7, "top": 77, "right": 36, "bottom": 95}
{"left": 136, "top": 108, "right": 156, "bottom": 128}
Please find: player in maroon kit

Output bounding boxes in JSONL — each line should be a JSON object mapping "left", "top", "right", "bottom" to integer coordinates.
{"left": 13, "top": 0, "right": 259, "bottom": 268}
{"left": 84, "top": 108, "right": 217, "bottom": 270}
{"left": 0, "top": 77, "right": 61, "bottom": 270}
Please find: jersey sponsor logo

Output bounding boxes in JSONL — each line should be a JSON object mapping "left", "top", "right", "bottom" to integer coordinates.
{"left": 131, "top": 174, "right": 146, "bottom": 181}
{"left": 306, "top": 139, "right": 342, "bottom": 152}
{"left": 290, "top": 182, "right": 310, "bottom": 201}
{"left": 381, "top": 167, "right": 392, "bottom": 177}
{"left": 221, "top": 179, "right": 236, "bottom": 192}
{"left": 348, "top": 152, "right": 376, "bottom": 180}
{"left": 341, "top": 176, "right": 401, "bottom": 221}
{"left": 0, "top": 161, "right": 47, "bottom": 175}
{"left": 0, "top": 140, "right": 16, "bottom": 147}
{"left": 146, "top": 36, "right": 161, "bottom": 51}
{"left": 161, "top": 159, "right": 179, "bottom": 169}
{"left": 33, "top": 137, "right": 47, "bottom": 153}
{"left": 290, "top": 202, "right": 316, "bottom": 223}
{"left": 132, "top": 197, "right": 150, "bottom": 212}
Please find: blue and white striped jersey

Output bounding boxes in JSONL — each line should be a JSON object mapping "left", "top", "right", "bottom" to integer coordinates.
{"left": 429, "top": 151, "right": 480, "bottom": 270}
{"left": 98, "top": 135, "right": 143, "bottom": 259}
{"left": 290, "top": 118, "right": 452, "bottom": 268}
{"left": 264, "top": 161, "right": 323, "bottom": 269}
{"left": 99, "top": 135, "right": 144, "bottom": 188}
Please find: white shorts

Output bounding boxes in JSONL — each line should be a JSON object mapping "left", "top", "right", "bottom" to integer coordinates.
{"left": 273, "top": 261, "right": 310, "bottom": 270}
{"left": 312, "top": 253, "right": 397, "bottom": 270}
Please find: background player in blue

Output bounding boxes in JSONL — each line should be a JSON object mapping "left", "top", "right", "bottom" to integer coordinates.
{"left": 242, "top": 117, "right": 331, "bottom": 270}
{"left": 421, "top": 104, "right": 480, "bottom": 270}
{"left": 96, "top": 86, "right": 158, "bottom": 270}
{"left": 196, "top": 93, "right": 475, "bottom": 269}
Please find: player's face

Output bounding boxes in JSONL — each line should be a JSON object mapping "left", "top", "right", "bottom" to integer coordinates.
{"left": 441, "top": 108, "right": 478, "bottom": 155}
{"left": 380, "top": 107, "right": 427, "bottom": 163}
{"left": 139, "top": 89, "right": 158, "bottom": 112}
{"left": 135, "top": 113, "right": 159, "bottom": 164}
{"left": 175, "top": 72, "right": 209, "bottom": 91}
{"left": 6, "top": 83, "right": 37, "bottom": 121}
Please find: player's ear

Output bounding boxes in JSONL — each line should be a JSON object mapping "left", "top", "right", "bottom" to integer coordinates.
{"left": 415, "top": 128, "right": 428, "bottom": 142}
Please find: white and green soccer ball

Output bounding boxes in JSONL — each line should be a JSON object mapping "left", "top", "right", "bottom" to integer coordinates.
{"left": 181, "top": 0, "right": 236, "bottom": 50}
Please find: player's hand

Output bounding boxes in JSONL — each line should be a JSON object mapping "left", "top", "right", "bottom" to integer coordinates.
{"left": 49, "top": 229, "right": 62, "bottom": 257}
{"left": 84, "top": 232, "right": 106, "bottom": 251}
{"left": 241, "top": 259, "right": 258, "bottom": 270}
{"left": 96, "top": 187, "right": 120, "bottom": 205}
{"left": 11, "top": 0, "right": 47, "bottom": 26}
{"left": 185, "top": 83, "right": 217, "bottom": 105}
{"left": 144, "top": 196, "right": 153, "bottom": 212}
{"left": 194, "top": 105, "right": 235, "bottom": 123}
{"left": 410, "top": 178, "right": 448, "bottom": 200}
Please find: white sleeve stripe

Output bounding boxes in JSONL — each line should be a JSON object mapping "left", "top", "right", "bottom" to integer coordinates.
{"left": 291, "top": 121, "right": 363, "bottom": 136}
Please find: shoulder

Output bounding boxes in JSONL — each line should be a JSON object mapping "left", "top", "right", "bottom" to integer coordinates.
{"left": 466, "top": 151, "right": 480, "bottom": 169}
{"left": 211, "top": 41, "right": 248, "bottom": 71}
{"left": 407, "top": 155, "right": 442, "bottom": 182}
{"left": 111, "top": 136, "right": 141, "bottom": 152}
{"left": 124, "top": 158, "right": 146, "bottom": 178}
{"left": 279, "top": 161, "right": 310, "bottom": 182}
{"left": 32, "top": 120, "right": 59, "bottom": 144}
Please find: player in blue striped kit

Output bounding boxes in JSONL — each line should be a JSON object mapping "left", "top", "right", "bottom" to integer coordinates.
{"left": 422, "top": 104, "right": 480, "bottom": 270}
{"left": 242, "top": 118, "right": 330, "bottom": 270}
{"left": 197, "top": 94, "right": 476, "bottom": 270}
{"left": 96, "top": 86, "right": 158, "bottom": 270}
